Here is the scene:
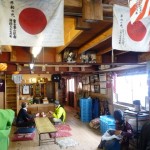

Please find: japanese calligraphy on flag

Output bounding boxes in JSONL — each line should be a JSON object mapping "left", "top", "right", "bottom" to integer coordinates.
{"left": 0, "top": 0, "right": 64, "bottom": 47}
{"left": 129, "top": 0, "right": 150, "bottom": 23}
{"left": 112, "top": 4, "right": 150, "bottom": 52}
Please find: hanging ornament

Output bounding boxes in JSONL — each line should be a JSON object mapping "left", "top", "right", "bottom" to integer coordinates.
{"left": 0, "top": 63, "right": 7, "bottom": 71}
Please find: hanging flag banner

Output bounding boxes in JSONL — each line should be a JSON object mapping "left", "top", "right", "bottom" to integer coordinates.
{"left": 112, "top": 4, "right": 150, "bottom": 52}
{"left": 0, "top": 0, "right": 64, "bottom": 47}
{"left": 129, "top": 0, "right": 150, "bottom": 23}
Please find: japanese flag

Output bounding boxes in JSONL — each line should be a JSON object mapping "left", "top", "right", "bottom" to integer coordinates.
{"left": 112, "top": 4, "right": 150, "bottom": 52}
{"left": 129, "top": 0, "right": 150, "bottom": 23}
{"left": 0, "top": 0, "right": 64, "bottom": 47}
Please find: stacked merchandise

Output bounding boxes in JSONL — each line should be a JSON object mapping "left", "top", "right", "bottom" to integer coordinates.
{"left": 92, "top": 98, "right": 100, "bottom": 119}
{"left": 100, "top": 115, "right": 116, "bottom": 134}
{"left": 80, "top": 98, "right": 92, "bottom": 122}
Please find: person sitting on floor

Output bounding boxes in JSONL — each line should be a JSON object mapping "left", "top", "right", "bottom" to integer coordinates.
{"left": 98, "top": 109, "right": 133, "bottom": 150}
{"left": 16, "top": 102, "right": 36, "bottom": 127}
{"left": 49, "top": 100, "right": 66, "bottom": 124}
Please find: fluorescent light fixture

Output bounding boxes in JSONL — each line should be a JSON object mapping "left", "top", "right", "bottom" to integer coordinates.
{"left": 29, "top": 63, "right": 34, "bottom": 70}
{"left": 30, "top": 46, "right": 42, "bottom": 58}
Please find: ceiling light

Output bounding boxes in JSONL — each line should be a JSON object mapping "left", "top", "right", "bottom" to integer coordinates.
{"left": 29, "top": 63, "right": 34, "bottom": 70}
{"left": 30, "top": 46, "right": 42, "bottom": 58}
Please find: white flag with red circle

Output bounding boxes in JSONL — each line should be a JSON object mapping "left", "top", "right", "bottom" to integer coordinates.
{"left": 112, "top": 4, "right": 150, "bottom": 52}
{"left": 129, "top": 0, "right": 150, "bottom": 23}
{"left": 0, "top": 0, "right": 64, "bottom": 47}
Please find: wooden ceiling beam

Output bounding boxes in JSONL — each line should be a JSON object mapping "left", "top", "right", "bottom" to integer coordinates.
{"left": 82, "top": 0, "right": 103, "bottom": 22}
{"left": 75, "top": 17, "right": 91, "bottom": 30}
{"left": 97, "top": 46, "right": 112, "bottom": 55}
{"left": 0, "top": 45, "right": 12, "bottom": 52}
{"left": 64, "top": 0, "right": 128, "bottom": 18}
{"left": 114, "top": 51, "right": 129, "bottom": 56}
{"left": 64, "top": 0, "right": 82, "bottom": 8}
{"left": 56, "top": 18, "right": 83, "bottom": 54}
{"left": 78, "top": 27, "right": 112, "bottom": 54}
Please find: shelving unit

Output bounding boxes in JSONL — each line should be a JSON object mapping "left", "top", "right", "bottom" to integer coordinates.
{"left": 5, "top": 75, "right": 17, "bottom": 114}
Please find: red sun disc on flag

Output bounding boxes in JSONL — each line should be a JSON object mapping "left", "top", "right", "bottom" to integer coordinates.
{"left": 127, "top": 21, "right": 147, "bottom": 41}
{"left": 19, "top": 8, "right": 47, "bottom": 35}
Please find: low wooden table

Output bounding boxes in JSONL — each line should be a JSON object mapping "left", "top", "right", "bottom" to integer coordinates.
{"left": 34, "top": 117, "right": 57, "bottom": 146}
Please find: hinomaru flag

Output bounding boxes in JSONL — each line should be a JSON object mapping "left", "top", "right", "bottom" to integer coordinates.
{"left": 0, "top": 0, "right": 64, "bottom": 47}
{"left": 112, "top": 4, "right": 150, "bottom": 52}
{"left": 129, "top": 0, "right": 150, "bottom": 23}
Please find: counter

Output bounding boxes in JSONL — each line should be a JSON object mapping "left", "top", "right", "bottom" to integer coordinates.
{"left": 27, "top": 103, "right": 55, "bottom": 114}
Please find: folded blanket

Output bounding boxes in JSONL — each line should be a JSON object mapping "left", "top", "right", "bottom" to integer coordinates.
{"left": 101, "top": 130, "right": 122, "bottom": 141}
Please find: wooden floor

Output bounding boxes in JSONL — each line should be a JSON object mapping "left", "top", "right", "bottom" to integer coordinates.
{"left": 9, "top": 106, "right": 101, "bottom": 150}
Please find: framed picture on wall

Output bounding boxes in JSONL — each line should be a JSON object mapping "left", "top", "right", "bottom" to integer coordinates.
{"left": 90, "top": 75, "right": 95, "bottom": 83}
{"left": 94, "top": 85, "right": 100, "bottom": 93}
{"left": 22, "top": 85, "right": 30, "bottom": 95}
{"left": 91, "top": 85, "right": 94, "bottom": 92}
{"left": 93, "top": 74, "right": 99, "bottom": 82}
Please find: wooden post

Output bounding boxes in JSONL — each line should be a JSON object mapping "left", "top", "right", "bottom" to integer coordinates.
{"left": 55, "top": 82, "right": 59, "bottom": 100}
{"left": 75, "top": 17, "right": 91, "bottom": 30}
{"left": 10, "top": 49, "right": 17, "bottom": 61}
{"left": 82, "top": 0, "right": 103, "bottom": 22}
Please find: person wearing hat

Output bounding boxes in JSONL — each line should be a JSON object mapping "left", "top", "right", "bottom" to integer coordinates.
{"left": 98, "top": 109, "right": 133, "bottom": 150}
{"left": 49, "top": 100, "right": 66, "bottom": 123}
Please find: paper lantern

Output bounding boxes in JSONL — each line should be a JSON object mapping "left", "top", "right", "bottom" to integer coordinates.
{"left": 0, "top": 63, "right": 7, "bottom": 71}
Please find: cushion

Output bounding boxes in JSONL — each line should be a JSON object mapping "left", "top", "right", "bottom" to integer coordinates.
{"left": 50, "top": 130, "right": 72, "bottom": 138}
{"left": 56, "top": 138, "right": 78, "bottom": 148}
{"left": 12, "top": 132, "right": 35, "bottom": 141}
{"left": 55, "top": 124, "right": 71, "bottom": 131}
{"left": 49, "top": 124, "right": 72, "bottom": 138}
{"left": 14, "top": 127, "right": 35, "bottom": 134}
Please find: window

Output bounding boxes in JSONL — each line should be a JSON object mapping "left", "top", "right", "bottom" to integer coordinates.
{"left": 115, "top": 74, "right": 148, "bottom": 107}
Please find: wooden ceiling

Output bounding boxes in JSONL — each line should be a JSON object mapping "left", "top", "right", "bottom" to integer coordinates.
{"left": 0, "top": 0, "right": 147, "bottom": 75}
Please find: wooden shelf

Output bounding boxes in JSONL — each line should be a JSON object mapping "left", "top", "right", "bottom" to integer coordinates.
{"left": 5, "top": 75, "right": 17, "bottom": 114}
{"left": 7, "top": 93, "right": 16, "bottom": 95}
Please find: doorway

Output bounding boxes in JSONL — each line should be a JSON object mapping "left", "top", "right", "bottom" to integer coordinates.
{"left": 67, "top": 78, "right": 75, "bottom": 107}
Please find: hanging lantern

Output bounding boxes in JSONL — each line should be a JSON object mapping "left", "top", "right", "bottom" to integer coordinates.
{"left": 0, "top": 63, "right": 7, "bottom": 71}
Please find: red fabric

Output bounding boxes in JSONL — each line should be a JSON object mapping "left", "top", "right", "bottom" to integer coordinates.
{"left": 50, "top": 124, "right": 72, "bottom": 138}
{"left": 50, "top": 130, "right": 72, "bottom": 138}
{"left": 12, "top": 132, "right": 35, "bottom": 141}
{"left": 55, "top": 124, "right": 71, "bottom": 131}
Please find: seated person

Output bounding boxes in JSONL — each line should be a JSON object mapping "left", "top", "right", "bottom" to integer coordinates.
{"left": 139, "top": 122, "right": 150, "bottom": 150}
{"left": 16, "top": 102, "right": 36, "bottom": 127}
{"left": 98, "top": 109, "right": 133, "bottom": 150}
{"left": 49, "top": 100, "right": 66, "bottom": 123}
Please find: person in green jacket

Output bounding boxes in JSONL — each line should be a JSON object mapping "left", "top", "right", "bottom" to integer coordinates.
{"left": 49, "top": 100, "right": 66, "bottom": 123}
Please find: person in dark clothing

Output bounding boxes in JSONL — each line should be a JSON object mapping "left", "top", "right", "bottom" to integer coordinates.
{"left": 98, "top": 109, "right": 133, "bottom": 150}
{"left": 139, "top": 122, "right": 150, "bottom": 150}
{"left": 16, "top": 102, "right": 35, "bottom": 127}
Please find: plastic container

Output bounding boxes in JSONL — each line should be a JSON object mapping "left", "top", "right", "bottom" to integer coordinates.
{"left": 80, "top": 98, "right": 92, "bottom": 122}
{"left": 100, "top": 115, "right": 116, "bottom": 134}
